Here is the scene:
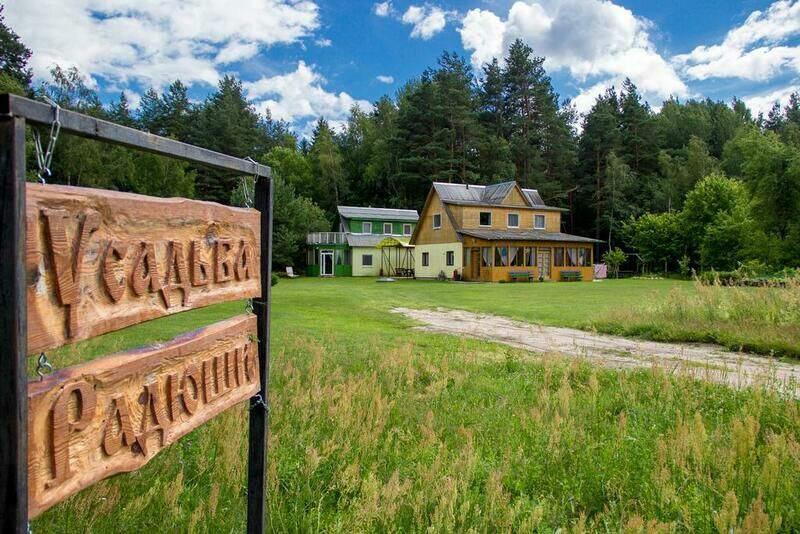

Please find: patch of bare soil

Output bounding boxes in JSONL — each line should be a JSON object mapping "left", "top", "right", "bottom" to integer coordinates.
{"left": 392, "top": 307, "right": 800, "bottom": 397}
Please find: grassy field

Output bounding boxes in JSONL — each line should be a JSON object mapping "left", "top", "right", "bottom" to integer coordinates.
{"left": 32, "top": 278, "right": 800, "bottom": 532}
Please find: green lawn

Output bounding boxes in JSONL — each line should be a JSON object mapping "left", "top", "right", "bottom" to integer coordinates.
{"left": 32, "top": 277, "right": 800, "bottom": 532}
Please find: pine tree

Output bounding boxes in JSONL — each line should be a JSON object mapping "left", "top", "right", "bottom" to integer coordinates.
{"left": 0, "top": 6, "right": 32, "bottom": 89}
{"left": 309, "top": 118, "right": 347, "bottom": 217}
{"left": 109, "top": 92, "right": 136, "bottom": 128}
{"left": 161, "top": 80, "right": 193, "bottom": 141}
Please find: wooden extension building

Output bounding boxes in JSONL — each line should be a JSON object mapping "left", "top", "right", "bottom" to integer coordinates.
{"left": 410, "top": 181, "right": 601, "bottom": 282}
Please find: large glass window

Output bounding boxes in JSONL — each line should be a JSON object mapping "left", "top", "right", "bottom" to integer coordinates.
{"left": 524, "top": 247, "right": 536, "bottom": 267}
{"left": 422, "top": 252, "right": 429, "bottom": 266}
{"left": 566, "top": 248, "right": 578, "bottom": 267}
{"left": 433, "top": 214, "right": 441, "bottom": 229}
{"left": 534, "top": 214, "right": 545, "bottom": 229}
{"left": 446, "top": 251, "right": 454, "bottom": 266}
{"left": 363, "top": 221, "right": 372, "bottom": 234}
{"left": 578, "top": 248, "right": 590, "bottom": 266}
{"left": 507, "top": 213, "right": 519, "bottom": 228}
{"left": 494, "top": 246, "right": 508, "bottom": 267}
{"left": 480, "top": 212, "right": 492, "bottom": 226}
{"left": 481, "top": 247, "right": 491, "bottom": 267}
{"left": 509, "top": 246, "right": 525, "bottom": 267}
{"left": 554, "top": 247, "right": 565, "bottom": 267}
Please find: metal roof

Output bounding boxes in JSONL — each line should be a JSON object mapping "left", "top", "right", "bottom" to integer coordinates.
{"left": 337, "top": 205, "right": 419, "bottom": 221}
{"left": 345, "top": 234, "right": 386, "bottom": 247}
{"left": 432, "top": 181, "right": 554, "bottom": 209}
{"left": 521, "top": 188, "right": 545, "bottom": 206}
{"left": 458, "top": 229, "right": 602, "bottom": 243}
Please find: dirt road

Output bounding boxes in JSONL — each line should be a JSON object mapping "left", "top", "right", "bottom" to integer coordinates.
{"left": 392, "top": 307, "right": 800, "bottom": 397}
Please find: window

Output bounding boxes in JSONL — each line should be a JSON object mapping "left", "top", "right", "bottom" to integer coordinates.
{"left": 422, "top": 252, "right": 429, "bottom": 266}
{"left": 509, "top": 246, "right": 524, "bottom": 267}
{"left": 307, "top": 248, "right": 317, "bottom": 265}
{"left": 344, "top": 249, "right": 352, "bottom": 265}
{"left": 403, "top": 223, "right": 412, "bottom": 235}
{"left": 479, "top": 211, "right": 492, "bottom": 227}
{"left": 578, "top": 248, "right": 590, "bottom": 266}
{"left": 446, "top": 250, "right": 454, "bottom": 266}
{"left": 362, "top": 254, "right": 373, "bottom": 266}
{"left": 336, "top": 249, "right": 344, "bottom": 265}
{"left": 433, "top": 213, "right": 441, "bottom": 229}
{"left": 507, "top": 213, "right": 519, "bottom": 228}
{"left": 566, "top": 248, "right": 578, "bottom": 267}
{"left": 383, "top": 223, "right": 392, "bottom": 235}
{"left": 463, "top": 248, "right": 470, "bottom": 266}
{"left": 524, "top": 247, "right": 536, "bottom": 267}
{"left": 481, "top": 247, "right": 491, "bottom": 267}
{"left": 494, "top": 246, "right": 508, "bottom": 267}
{"left": 534, "top": 214, "right": 546, "bottom": 229}
{"left": 553, "top": 247, "right": 565, "bottom": 267}
{"left": 363, "top": 221, "right": 372, "bottom": 234}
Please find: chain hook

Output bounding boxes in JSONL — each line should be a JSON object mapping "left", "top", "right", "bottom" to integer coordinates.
{"left": 36, "top": 352, "right": 53, "bottom": 381}
{"left": 32, "top": 96, "right": 61, "bottom": 185}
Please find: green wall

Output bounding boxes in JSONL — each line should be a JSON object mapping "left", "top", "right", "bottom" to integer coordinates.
{"left": 349, "top": 219, "right": 415, "bottom": 235}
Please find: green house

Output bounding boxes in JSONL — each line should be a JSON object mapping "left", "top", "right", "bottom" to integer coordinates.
{"left": 306, "top": 206, "right": 419, "bottom": 277}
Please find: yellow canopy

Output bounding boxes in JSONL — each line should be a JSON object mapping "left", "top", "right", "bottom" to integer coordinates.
{"left": 376, "top": 237, "right": 414, "bottom": 249}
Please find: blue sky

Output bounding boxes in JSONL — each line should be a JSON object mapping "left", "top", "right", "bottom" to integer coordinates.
{"left": 7, "top": 0, "right": 800, "bottom": 136}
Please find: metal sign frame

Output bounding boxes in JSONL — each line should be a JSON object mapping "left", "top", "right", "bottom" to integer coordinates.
{"left": 0, "top": 93, "right": 273, "bottom": 533}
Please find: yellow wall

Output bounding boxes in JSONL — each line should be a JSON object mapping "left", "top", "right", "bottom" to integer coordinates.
{"left": 351, "top": 247, "right": 381, "bottom": 277}
{"left": 414, "top": 192, "right": 460, "bottom": 245}
{"left": 415, "top": 242, "right": 462, "bottom": 279}
{"left": 460, "top": 206, "right": 561, "bottom": 232}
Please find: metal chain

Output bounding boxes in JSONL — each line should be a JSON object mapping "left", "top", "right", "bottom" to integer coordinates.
{"left": 242, "top": 157, "right": 260, "bottom": 314}
{"left": 35, "top": 352, "right": 53, "bottom": 381}
{"left": 31, "top": 97, "right": 62, "bottom": 184}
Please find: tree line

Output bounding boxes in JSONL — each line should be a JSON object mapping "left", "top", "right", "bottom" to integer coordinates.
{"left": 2, "top": 8, "right": 798, "bottom": 272}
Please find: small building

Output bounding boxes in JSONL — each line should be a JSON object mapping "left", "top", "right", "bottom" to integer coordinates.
{"left": 410, "top": 181, "right": 601, "bottom": 281}
{"left": 306, "top": 206, "right": 419, "bottom": 277}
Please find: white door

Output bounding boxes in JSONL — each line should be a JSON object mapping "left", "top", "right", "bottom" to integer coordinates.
{"left": 321, "top": 251, "right": 334, "bottom": 276}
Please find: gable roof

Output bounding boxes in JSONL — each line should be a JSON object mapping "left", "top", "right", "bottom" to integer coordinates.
{"left": 337, "top": 206, "right": 419, "bottom": 222}
{"left": 431, "top": 181, "right": 561, "bottom": 210}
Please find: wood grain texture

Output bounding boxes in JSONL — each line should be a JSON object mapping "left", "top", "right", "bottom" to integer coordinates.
{"left": 27, "top": 314, "right": 259, "bottom": 518}
{"left": 25, "top": 183, "right": 261, "bottom": 354}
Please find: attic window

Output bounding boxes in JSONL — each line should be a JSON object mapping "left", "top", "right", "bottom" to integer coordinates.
{"left": 383, "top": 223, "right": 392, "bottom": 235}
{"left": 433, "top": 213, "right": 441, "bottom": 229}
{"left": 507, "top": 213, "right": 519, "bottom": 228}
{"left": 479, "top": 212, "right": 492, "bottom": 227}
{"left": 534, "top": 215, "right": 545, "bottom": 230}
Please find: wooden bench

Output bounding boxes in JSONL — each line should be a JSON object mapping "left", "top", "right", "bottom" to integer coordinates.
{"left": 509, "top": 271, "right": 534, "bottom": 282}
{"left": 560, "top": 270, "right": 582, "bottom": 281}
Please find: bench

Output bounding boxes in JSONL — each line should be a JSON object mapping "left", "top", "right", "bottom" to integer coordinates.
{"left": 560, "top": 270, "right": 582, "bottom": 281}
{"left": 509, "top": 271, "right": 534, "bottom": 282}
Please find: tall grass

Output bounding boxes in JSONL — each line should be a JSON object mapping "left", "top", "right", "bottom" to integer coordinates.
{"left": 594, "top": 277, "right": 800, "bottom": 358}
{"left": 33, "top": 328, "right": 800, "bottom": 531}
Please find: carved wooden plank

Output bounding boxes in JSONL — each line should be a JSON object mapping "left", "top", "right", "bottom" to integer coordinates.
{"left": 27, "top": 314, "right": 259, "bottom": 518}
{"left": 25, "top": 183, "right": 260, "bottom": 354}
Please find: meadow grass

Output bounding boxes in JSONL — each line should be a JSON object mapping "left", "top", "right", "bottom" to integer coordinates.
{"left": 31, "top": 278, "right": 800, "bottom": 532}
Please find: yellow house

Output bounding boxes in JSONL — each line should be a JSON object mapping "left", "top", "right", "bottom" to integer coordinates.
{"left": 409, "top": 181, "right": 601, "bottom": 282}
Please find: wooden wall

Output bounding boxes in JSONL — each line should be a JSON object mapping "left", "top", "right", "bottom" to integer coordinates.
{"left": 414, "top": 192, "right": 460, "bottom": 245}
{"left": 460, "top": 206, "right": 561, "bottom": 232}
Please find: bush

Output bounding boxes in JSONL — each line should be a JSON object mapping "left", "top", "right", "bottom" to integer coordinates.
{"left": 271, "top": 273, "right": 279, "bottom": 287}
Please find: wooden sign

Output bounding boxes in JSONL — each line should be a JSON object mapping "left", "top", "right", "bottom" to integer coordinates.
{"left": 27, "top": 314, "right": 259, "bottom": 518}
{"left": 25, "top": 183, "right": 261, "bottom": 354}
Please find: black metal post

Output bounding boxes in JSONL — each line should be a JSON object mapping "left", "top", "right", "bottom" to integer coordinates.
{"left": 0, "top": 115, "right": 28, "bottom": 532}
{"left": 247, "top": 177, "right": 273, "bottom": 533}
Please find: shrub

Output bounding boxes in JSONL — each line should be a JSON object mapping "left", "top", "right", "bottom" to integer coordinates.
{"left": 271, "top": 273, "right": 279, "bottom": 286}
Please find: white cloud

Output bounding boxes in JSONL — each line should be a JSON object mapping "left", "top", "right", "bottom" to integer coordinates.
{"left": 376, "top": 74, "right": 395, "bottom": 84}
{"left": 674, "top": 0, "right": 800, "bottom": 81}
{"left": 374, "top": 1, "right": 393, "bottom": 17}
{"left": 244, "top": 61, "right": 372, "bottom": 137}
{"left": 315, "top": 38, "right": 333, "bottom": 47}
{"left": 744, "top": 84, "right": 800, "bottom": 116}
{"left": 402, "top": 5, "right": 454, "bottom": 40}
{"left": 459, "top": 0, "right": 688, "bottom": 113}
{"left": 5, "top": 0, "right": 320, "bottom": 89}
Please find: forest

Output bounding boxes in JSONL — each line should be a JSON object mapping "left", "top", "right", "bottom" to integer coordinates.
{"left": 3, "top": 9, "right": 799, "bottom": 274}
